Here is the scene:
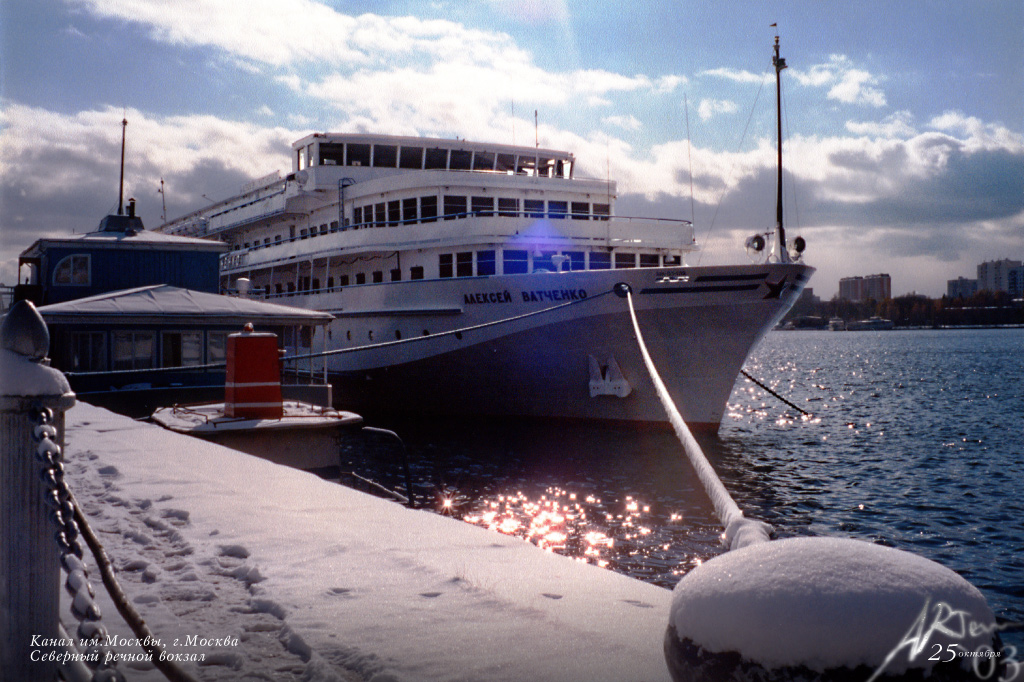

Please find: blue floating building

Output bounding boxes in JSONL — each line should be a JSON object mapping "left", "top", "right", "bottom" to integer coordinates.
{"left": 14, "top": 199, "right": 228, "bottom": 306}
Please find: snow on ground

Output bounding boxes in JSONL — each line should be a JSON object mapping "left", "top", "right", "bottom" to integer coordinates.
{"left": 60, "top": 401, "right": 673, "bottom": 682}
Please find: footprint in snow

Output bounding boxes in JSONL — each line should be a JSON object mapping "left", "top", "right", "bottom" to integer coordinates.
{"left": 218, "top": 544, "right": 250, "bottom": 559}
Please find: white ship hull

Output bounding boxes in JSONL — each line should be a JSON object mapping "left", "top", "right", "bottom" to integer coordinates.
{"left": 287, "top": 262, "right": 811, "bottom": 430}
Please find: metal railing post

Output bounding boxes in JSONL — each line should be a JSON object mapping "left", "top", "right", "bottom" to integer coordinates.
{"left": 1, "top": 300, "right": 76, "bottom": 680}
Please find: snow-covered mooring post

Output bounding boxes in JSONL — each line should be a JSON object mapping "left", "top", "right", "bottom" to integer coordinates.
{"left": 1, "top": 300, "right": 76, "bottom": 680}
{"left": 618, "top": 285, "right": 1005, "bottom": 681}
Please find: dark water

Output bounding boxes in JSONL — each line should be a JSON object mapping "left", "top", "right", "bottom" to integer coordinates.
{"left": 339, "top": 327, "right": 1024, "bottom": 650}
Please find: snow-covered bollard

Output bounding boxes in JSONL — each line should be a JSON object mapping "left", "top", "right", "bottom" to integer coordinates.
{"left": 1, "top": 300, "right": 76, "bottom": 680}
{"left": 664, "top": 536, "right": 1003, "bottom": 681}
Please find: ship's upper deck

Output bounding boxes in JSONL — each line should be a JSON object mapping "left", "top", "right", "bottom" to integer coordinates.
{"left": 293, "top": 133, "right": 575, "bottom": 180}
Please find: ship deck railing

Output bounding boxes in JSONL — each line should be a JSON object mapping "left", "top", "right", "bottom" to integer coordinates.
{"left": 219, "top": 211, "right": 695, "bottom": 272}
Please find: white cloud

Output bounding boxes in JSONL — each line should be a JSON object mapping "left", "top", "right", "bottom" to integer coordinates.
{"left": 697, "top": 99, "right": 738, "bottom": 121}
{"left": 927, "top": 111, "right": 1023, "bottom": 151}
{"left": 701, "top": 67, "right": 765, "bottom": 84}
{"left": 846, "top": 111, "right": 917, "bottom": 138}
{"left": 603, "top": 115, "right": 642, "bottom": 131}
{"left": 828, "top": 68, "right": 886, "bottom": 107}
{"left": 792, "top": 55, "right": 887, "bottom": 108}
{"left": 65, "top": 0, "right": 525, "bottom": 69}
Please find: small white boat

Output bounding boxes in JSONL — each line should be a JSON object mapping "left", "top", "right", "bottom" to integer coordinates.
{"left": 151, "top": 400, "right": 362, "bottom": 470}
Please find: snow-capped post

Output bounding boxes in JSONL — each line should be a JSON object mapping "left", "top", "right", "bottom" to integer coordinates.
{"left": 1, "top": 300, "right": 76, "bottom": 680}
{"left": 619, "top": 286, "right": 1006, "bottom": 679}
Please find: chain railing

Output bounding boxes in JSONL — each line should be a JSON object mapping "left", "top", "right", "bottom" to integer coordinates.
{"left": 32, "top": 404, "right": 126, "bottom": 682}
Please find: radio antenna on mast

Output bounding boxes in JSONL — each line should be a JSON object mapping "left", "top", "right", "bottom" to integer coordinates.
{"left": 117, "top": 115, "right": 128, "bottom": 215}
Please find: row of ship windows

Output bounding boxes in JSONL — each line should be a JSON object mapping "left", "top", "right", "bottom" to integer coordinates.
{"left": 302, "top": 142, "right": 572, "bottom": 178}
{"left": 250, "top": 250, "right": 675, "bottom": 297}
{"left": 351, "top": 196, "right": 609, "bottom": 228}
{"left": 235, "top": 197, "right": 610, "bottom": 251}
{"left": 439, "top": 250, "right": 670, "bottom": 277}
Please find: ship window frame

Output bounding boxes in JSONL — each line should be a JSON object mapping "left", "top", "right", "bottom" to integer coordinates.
{"left": 347, "top": 143, "right": 371, "bottom": 167}
{"left": 495, "top": 153, "right": 515, "bottom": 174}
{"left": 420, "top": 195, "right": 438, "bottom": 223}
{"left": 387, "top": 200, "right": 401, "bottom": 226}
{"left": 456, "top": 251, "right": 473, "bottom": 277}
{"left": 353, "top": 206, "right": 363, "bottom": 226}
{"left": 374, "top": 202, "right": 386, "bottom": 227}
{"left": 498, "top": 197, "right": 519, "bottom": 217}
{"left": 319, "top": 143, "right": 344, "bottom": 166}
{"left": 373, "top": 144, "right": 398, "bottom": 168}
{"left": 402, "top": 198, "right": 417, "bottom": 224}
{"left": 533, "top": 251, "right": 556, "bottom": 273}
{"left": 356, "top": 273, "right": 366, "bottom": 285}
{"left": 439, "top": 254, "right": 453, "bottom": 278}
{"left": 443, "top": 195, "right": 467, "bottom": 220}
{"left": 593, "top": 203, "right": 610, "bottom": 221}
{"left": 471, "top": 196, "right": 494, "bottom": 217}
{"left": 571, "top": 202, "right": 590, "bottom": 220}
{"left": 399, "top": 146, "right": 424, "bottom": 169}
{"left": 566, "top": 251, "right": 586, "bottom": 271}
{"left": 524, "top": 199, "right": 544, "bottom": 219}
{"left": 640, "top": 253, "right": 661, "bottom": 268}
{"left": 53, "top": 254, "right": 91, "bottom": 286}
{"left": 372, "top": 271, "right": 383, "bottom": 283}
{"left": 615, "top": 252, "right": 637, "bottom": 269}
{"left": 410, "top": 266, "right": 424, "bottom": 280}
{"left": 472, "top": 151, "right": 495, "bottom": 171}
{"left": 425, "top": 148, "right": 448, "bottom": 170}
{"left": 477, "top": 250, "right": 496, "bottom": 276}
{"left": 503, "top": 249, "right": 528, "bottom": 275}
{"left": 589, "top": 252, "right": 611, "bottom": 270}
{"left": 449, "top": 149, "right": 472, "bottom": 171}
{"left": 547, "top": 201, "right": 568, "bottom": 219}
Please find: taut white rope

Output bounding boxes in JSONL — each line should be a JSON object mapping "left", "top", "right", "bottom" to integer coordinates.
{"left": 622, "top": 286, "right": 771, "bottom": 550}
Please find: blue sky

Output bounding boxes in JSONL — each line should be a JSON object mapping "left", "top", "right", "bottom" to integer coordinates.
{"left": 2, "top": 0, "right": 1022, "bottom": 297}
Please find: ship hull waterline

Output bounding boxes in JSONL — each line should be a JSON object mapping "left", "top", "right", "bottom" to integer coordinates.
{"left": 276, "top": 262, "right": 812, "bottom": 432}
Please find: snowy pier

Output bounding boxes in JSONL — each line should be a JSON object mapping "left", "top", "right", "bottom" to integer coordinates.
{"left": 58, "top": 401, "right": 673, "bottom": 682}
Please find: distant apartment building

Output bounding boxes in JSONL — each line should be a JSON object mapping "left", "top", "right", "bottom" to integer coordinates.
{"left": 838, "top": 273, "right": 891, "bottom": 302}
{"left": 947, "top": 277, "right": 979, "bottom": 299}
{"left": 977, "top": 259, "right": 1023, "bottom": 293}
{"left": 1009, "top": 265, "right": 1024, "bottom": 298}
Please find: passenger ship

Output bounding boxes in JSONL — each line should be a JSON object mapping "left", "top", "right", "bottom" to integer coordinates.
{"left": 158, "top": 43, "right": 812, "bottom": 430}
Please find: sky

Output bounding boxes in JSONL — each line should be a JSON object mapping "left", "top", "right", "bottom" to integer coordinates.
{"left": 1, "top": 0, "right": 1022, "bottom": 297}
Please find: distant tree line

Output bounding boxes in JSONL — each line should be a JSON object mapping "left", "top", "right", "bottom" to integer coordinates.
{"left": 783, "top": 290, "right": 1024, "bottom": 328}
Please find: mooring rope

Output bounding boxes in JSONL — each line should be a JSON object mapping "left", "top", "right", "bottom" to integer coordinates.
{"left": 740, "top": 369, "right": 812, "bottom": 417}
{"left": 620, "top": 283, "right": 771, "bottom": 550}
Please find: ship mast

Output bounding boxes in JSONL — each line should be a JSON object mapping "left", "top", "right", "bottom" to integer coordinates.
{"left": 773, "top": 33, "right": 788, "bottom": 262}
{"left": 117, "top": 116, "right": 128, "bottom": 216}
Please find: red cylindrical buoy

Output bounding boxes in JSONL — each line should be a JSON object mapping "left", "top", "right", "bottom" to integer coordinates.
{"left": 225, "top": 323, "right": 283, "bottom": 419}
